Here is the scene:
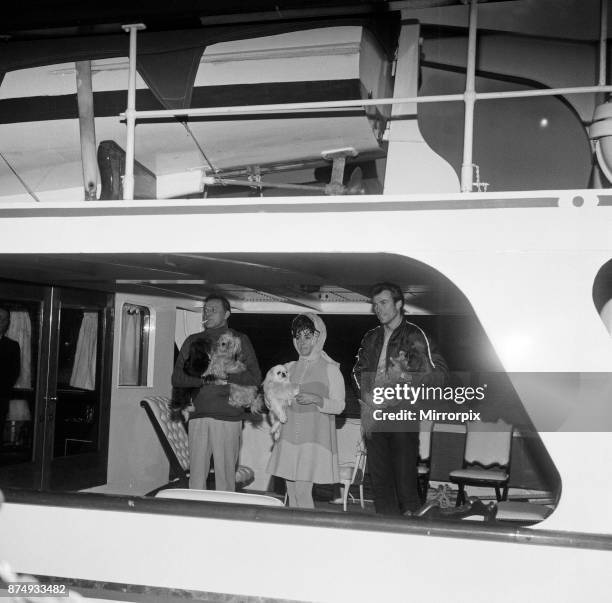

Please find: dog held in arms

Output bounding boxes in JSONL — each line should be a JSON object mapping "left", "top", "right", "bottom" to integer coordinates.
{"left": 170, "top": 333, "right": 262, "bottom": 422}
{"left": 263, "top": 365, "right": 299, "bottom": 440}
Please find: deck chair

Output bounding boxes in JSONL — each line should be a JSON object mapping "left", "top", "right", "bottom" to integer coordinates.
{"left": 338, "top": 439, "right": 367, "bottom": 511}
{"left": 449, "top": 419, "right": 513, "bottom": 506}
{"left": 417, "top": 420, "right": 433, "bottom": 503}
{"left": 140, "top": 396, "right": 254, "bottom": 495}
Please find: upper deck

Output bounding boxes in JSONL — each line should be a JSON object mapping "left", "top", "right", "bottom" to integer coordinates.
{"left": 0, "top": 0, "right": 610, "bottom": 204}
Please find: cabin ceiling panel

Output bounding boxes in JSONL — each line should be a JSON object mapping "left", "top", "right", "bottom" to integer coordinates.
{"left": 0, "top": 251, "right": 473, "bottom": 314}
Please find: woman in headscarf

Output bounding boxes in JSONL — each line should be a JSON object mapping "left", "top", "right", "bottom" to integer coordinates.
{"left": 266, "top": 313, "right": 345, "bottom": 509}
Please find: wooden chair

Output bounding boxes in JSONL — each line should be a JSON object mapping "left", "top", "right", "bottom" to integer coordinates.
{"left": 140, "top": 396, "right": 254, "bottom": 495}
{"left": 449, "top": 420, "right": 513, "bottom": 506}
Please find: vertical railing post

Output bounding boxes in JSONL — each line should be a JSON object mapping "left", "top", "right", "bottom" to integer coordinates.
{"left": 121, "top": 23, "right": 146, "bottom": 201}
{"left": 590, "top": 0, "right": 608, "bottom": 188}
{"left": 599, "top": 0, "right": 608, "bottom": 97}
{"left": 460, "top": 0, "right": 479, "bottom": 192}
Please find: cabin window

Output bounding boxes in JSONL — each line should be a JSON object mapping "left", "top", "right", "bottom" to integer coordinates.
{"left": 0, "top": 253, "right": 564, "bottom": 528}
{"left": 119, "top": 303, "right": 151, "bottom": 387}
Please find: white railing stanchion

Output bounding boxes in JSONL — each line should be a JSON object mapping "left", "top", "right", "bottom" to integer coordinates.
{"left": 122, "top": 23, "right": 146, "bottom": 201}
{"left": 460, "top": 0, "right": 479, "bottom": 193}
{"left": 599, "top": 0, "right": 608, "bottom": 100}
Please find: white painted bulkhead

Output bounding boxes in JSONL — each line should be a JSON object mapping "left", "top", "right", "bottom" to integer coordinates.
{"left": 0, "top": 191, "right": 611, "bottom": 601}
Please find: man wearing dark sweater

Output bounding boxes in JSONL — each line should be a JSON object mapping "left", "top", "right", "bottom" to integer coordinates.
{"left": 0, "top": 307, "right": 21, "bottom": 435}
{"left": 172, "top": 295, "right": 261, "bottom": 491}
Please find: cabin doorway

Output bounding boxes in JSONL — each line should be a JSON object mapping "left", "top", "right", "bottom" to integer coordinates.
{"left": 0, "top": 282, "right": 113, "bottom": 491}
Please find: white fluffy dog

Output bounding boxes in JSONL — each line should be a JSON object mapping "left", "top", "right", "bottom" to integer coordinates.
{"left": 263, "top": 365, "right": 299, "bottom": 440}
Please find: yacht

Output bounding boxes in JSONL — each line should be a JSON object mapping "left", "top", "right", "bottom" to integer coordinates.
{"left": 0, "top": 1, "right": 611, "bottom": 601}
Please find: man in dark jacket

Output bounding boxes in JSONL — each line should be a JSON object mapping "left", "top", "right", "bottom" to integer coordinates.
{"left": 0, "top": 307, "right": 21, "bottom": 436}
{"left": 172, "top": 294, "right": 261, "bottom": 491}
{"left": 352, "top": 283, "right": 448, "bottom": 516}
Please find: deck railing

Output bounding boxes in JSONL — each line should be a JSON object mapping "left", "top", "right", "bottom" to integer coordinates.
{"left": 120, "top": 0, "right": 611, "bottom": 199}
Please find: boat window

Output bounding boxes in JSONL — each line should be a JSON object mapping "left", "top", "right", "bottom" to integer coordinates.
{"left": 0, "top": 253, "right": 561, "bottom": 528}
{"left": 119, "top": 303, "right": 151, "bottom": 387}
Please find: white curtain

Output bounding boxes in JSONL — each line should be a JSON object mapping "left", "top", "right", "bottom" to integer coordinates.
{"left": 70, "top": 312, "right": 98, "bottom": 390}
{"left": 7, "top": 310, "right": 32, "bottom": 388}
{"left": 175, "top": 307, "right": 202, "bottom": 350}
{"left": 119, "top": 306, "right": 142, "bottom": 385}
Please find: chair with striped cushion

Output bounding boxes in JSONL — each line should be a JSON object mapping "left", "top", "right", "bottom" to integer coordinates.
{"left": 140, "top": 395, "right": 254, "bottom": 495}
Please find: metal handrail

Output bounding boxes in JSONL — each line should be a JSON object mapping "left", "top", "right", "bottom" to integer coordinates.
{"left": 3, "top": 487, "right": 612, "bottom": 551}
{"left": 120, "top": 0, "right": 610, "bottom": 198}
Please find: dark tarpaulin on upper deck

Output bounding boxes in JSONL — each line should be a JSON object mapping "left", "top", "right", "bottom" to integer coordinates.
{"left": 0, "top": 14, "right": 400, "bottom": 110}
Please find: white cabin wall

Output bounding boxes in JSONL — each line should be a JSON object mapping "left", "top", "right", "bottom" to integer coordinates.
{"left": 95, "top": 293, "right": 186, "bottom": 495}
{"left": 2, "top": 498, "right": 611, "bottom": 602}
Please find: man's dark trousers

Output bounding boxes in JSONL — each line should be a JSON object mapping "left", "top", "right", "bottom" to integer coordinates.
{"left": 366, "top": 430, "right": 420, "bottom": 515}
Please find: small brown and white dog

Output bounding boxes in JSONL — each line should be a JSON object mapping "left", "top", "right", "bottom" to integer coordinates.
{"left": 203, "top": 332, "right": 246, "bottom": 381}
{"left": 204, "top": 332, "right": 262, "bottom": 414}
{"left": 263, "top": 365, "right": 299, "bottom": 440}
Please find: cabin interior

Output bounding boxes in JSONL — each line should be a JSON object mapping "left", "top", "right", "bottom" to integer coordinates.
{"left": 1, "top": 0, "right": 611, "bottom": 527}
{"left": 0, "top": 250, "right": 563, "bottom": 524}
